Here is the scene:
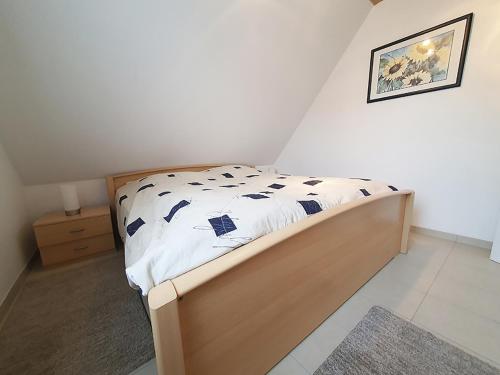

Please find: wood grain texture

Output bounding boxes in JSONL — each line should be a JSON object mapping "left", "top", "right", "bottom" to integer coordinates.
{"left": 33, "top": 206, "right": 110, "bottom": 227}
{"left": 34, "top": 214, "right": 113, "bottom": 247}
{"left": 172, "top": 190, "right": 412, "bottom": 296}
{"left": 39, "top": 233, "right": 115, "bottom": 265}
{"left": 149, "top": 191, "right": 414, "bottom": 375}
{"left": 400, "top": 191, "right": 414, "bottom": 253}
{"left": 33, "top": 205, "right": 115, "bottom": 266}
{"left": 149, "top": 281, "right": 186, "bottom": 375}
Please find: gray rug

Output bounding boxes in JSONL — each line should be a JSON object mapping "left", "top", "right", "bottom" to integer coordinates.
{"left": 315, "top": 306, "right": 499, "bottom": 375}
{"left": 0, "top": 254, "right": 154, "bottom": 375}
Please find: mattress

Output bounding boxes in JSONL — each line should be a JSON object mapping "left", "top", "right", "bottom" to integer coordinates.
{"left": 116, "top": 165, "right": 398, "bottom": 295}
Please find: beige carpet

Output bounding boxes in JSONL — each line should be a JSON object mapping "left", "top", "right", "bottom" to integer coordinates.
{"left": 0, "top": 253, "right": 154, "bottom": 375}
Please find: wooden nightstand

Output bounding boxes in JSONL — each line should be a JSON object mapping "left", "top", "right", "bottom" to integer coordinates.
{"left": 33, "top": 205, "right": 115, "bottom": 266}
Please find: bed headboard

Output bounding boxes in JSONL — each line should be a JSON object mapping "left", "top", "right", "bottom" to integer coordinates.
{"left": 106, "top": 164, "right": 227, "bottom": 211}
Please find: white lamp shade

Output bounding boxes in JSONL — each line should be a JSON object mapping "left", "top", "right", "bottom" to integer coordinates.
{"left": 60, "top": 184, "right": 80, "bottom": 215}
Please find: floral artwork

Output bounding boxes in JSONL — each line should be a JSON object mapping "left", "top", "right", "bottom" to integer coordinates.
{"left": 377, "top": 31, "right": 454, "bottom": 94}
{"left": 367, "top": 14, "right": 472, "bottom": 103}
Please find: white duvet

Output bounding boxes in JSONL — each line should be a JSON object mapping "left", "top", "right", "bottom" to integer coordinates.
{"left": 116, "top": 165, "right": 398, "bottom": 295}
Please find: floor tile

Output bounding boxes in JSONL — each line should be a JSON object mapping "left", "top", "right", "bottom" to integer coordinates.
{"left": 129, "top": 358, "right": 157, "bottom": 375}
{"left": 428, "top": 270, "right": 500, "bottom": 324}
{"left": 404, "top": 234, "right": 453, "bottom": 268}
{"left": 373, "top": 253, "right": 443, "bottom": 293}
{"left": 413, "top": 294, "right": 500, "bottom": 366}
{"left": 401, "top": 245, "right": 451, "bottom": 267}
{"left": 437, "top": 255, "right": 500, "bottom": 295}
{"left": 446, "top": 243, "right": 499, "bottom": 274}
{"left": 350, "top": 233, "right": 449, "bottom": 319}
{"left": 324, "top": 293, "right": 375, "bottom": 331}
{"left": 267, "top": 355, "right": 309, "bottom": 375}
{"left": 290, "top": 321, "right": 351, "bottom": 373}
{"left": 357, "top": 267, "right": 427, "bottom": 319}
{"left": 383, "top": 233, "right": 454, "bottom": 291}
{"left": 408, "top": 232, "right": 455, "bottom": 257}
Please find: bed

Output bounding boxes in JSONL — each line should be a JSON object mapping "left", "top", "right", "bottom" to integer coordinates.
{"left": 107, "top": 164, "right": 414, "bottom": 375}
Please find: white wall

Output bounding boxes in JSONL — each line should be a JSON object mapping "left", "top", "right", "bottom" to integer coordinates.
{"left": 0, "top": 142, "right": 33, "bottom": 305}
{"left": 23, "top": 164, "right": 281, "bottom": 221}
{"left": 0, "top": 0, "right": 371, "bottom": 185}
{"left": 276, "top": 0, "right": 500, "bottom": 241}
{"left": 23, "top": 179, "right": 108, "bottom": 222}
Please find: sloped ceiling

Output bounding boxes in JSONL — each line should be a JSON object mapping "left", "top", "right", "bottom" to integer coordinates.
{"left": 0, "top": 0, "right": 371, "bottom": 185}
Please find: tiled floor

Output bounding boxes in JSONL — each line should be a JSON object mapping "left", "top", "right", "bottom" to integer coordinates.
{"left": 130, "top": 233, "right": 500, "bottom": 375}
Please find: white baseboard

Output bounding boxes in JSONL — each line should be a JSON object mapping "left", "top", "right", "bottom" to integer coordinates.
{"left": 0, "top": 252, "right": 38, "bottom": 331}
{"left": 411, "top": 226, "right": 493, "bottom": 250}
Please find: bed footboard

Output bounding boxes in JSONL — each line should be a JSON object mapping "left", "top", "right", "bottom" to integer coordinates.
{"left": 148, "top": 281, "right": 185, "bottom": 375}
{"left": 149, "top": 191, "right": 414, "bottom": 375}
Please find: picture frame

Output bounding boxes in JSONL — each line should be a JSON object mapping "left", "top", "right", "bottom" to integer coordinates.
{"left": 367, "top": 13, "right": 473, "bottom": 103}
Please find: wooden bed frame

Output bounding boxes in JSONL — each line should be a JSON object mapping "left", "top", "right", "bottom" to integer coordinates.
{"left": 107, "top": 164, "right": 414, "bottom": 375}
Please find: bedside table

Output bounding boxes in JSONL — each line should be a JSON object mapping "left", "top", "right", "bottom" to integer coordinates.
{"left": 33, "top": 205, "right": 115, "bottom": 266}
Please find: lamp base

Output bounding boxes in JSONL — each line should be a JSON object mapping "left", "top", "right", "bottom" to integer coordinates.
{"left": 65, "top": 208, "right": 81, "bottom": 216}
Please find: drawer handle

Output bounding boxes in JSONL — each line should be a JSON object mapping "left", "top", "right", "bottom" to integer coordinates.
{"left": 69, "top": 229, "right": 85, "bottom": 234}
{"left": 74, "top": 246, "right": 88, "bottom": 251}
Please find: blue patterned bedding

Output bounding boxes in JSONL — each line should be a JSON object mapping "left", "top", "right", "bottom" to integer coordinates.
{"left": 116, "top": 165, "right": 398, "bottom": 295}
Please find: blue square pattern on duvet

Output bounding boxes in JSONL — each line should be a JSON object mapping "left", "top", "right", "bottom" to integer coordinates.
{"left": 298, "top": 200, "right": 322, "bottom": 215}
{"left": 303, "top": 180, "right": 322, "bottom": 186}
{"left": 242, "top": 193, "right": 270, "bottom": 200}
{"left": 360, "top": 189, "right": 371, "bottom": 197}
{"left": 222, "top": 173, "right": 234, "bottom": 178}
{"left": 164, "top": 200, "right": 190, "bottom": 223}
{"left": 268, "top": 183, "right": 285, "bottom": 190}
{"left": 137, "top": 183, "right": 154, "bottom": 192}
{"left": 127, "top": 218, "right": 145, "bottom": 237}
{"left": 118, "top": 195, "right": 128, "bottom": 205}
{"left": 209, "top": 215, "right": 237, "bottom": 237}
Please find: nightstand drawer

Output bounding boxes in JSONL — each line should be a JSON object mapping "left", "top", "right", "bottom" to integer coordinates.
{"left": 39, "top": 234, "right": 115, "bottom": 265}
{"left": 34, "top": 215, "right": 112, "bottom": 247}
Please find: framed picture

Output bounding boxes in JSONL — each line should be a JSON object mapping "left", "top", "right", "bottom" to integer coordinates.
{"left": 367, "top": 13, "right": 473, "bottom": 103}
